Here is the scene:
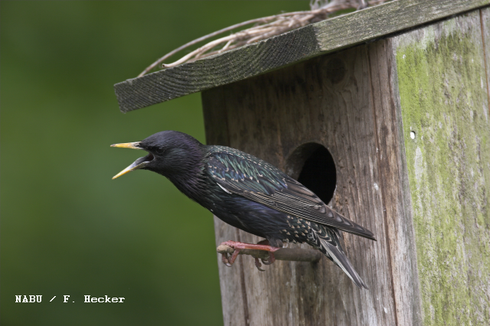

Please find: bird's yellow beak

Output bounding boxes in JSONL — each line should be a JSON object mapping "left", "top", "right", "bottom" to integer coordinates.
{"left": 110, "top": 142, "right": 142, "bottom": 150}
{"left": 111, "top": 141, "right": 147, "bottom": 179}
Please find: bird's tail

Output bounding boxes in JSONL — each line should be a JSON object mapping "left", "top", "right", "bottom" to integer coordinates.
{"left": 310, "top": 226, "right": 368, "bottom": 289}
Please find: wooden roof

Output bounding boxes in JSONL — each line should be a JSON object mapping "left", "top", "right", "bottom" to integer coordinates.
{"left": 114, "top": 0, "right": 489, "bottom": 113}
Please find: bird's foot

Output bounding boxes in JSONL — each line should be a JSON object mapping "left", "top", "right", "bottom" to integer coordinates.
{"left": 219, "top": 240, "right": 280, "bottom": 270}
{"left": 254, "top": 252, "right": 276, "bottom": 271}
{"left": 221, "top": 247, "right": 241, "bottom": 267}
{"left": 254, "top": 239, "right": 276, "bottom": 269}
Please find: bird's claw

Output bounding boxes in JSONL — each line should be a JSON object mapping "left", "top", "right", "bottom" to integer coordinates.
{"left": 260, "top": 252, "right": 276, "bottom": 265}
{"left": 254, "top": 258, "right": 265, "bottom": 271}
{"left": 254, "top": 252, "right": 276, "bottom": 271}
{"left": 221, "top": 253, "right": 232, "bottom": 267}
{"left": 222, "top": 248, "right": 241, "bottom": 267}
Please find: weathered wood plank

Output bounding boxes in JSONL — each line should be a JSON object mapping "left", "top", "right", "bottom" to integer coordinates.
{"left": 116, "top": 24, "right": 320, "bottom": 113}
{"left": 309, "top": 47, "right": 396, "bottom": 326}
{"left": 202, "top": 42, "right": 407, "bottom": 325}
{"left": 202, "top": 87, "right": 250, "bottom": 326}
{"left": 482, "top": 7, "right": 490, "bottom": 118}
{"left": 115, "top": 0, "right": 490, "bottom": 113}
{"left": 315, "top": 0, "right": 489, "bottom": 52}
{"left": 368, "top": 38, "right": 422, "bottom": 325}
{"left": 393, "top": 10, "right": 490, "bottom": 325}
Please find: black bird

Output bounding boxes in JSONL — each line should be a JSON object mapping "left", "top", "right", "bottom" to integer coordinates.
{"left": 111, "top": 130, "right": 375, "bottom": 288}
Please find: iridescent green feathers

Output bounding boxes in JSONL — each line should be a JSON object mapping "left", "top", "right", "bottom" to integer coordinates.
{"left": 205, "top": 146, "right": 286, "bottom": 196}
{"left": 205, "top": 146, "right": 376, "bottom": 241}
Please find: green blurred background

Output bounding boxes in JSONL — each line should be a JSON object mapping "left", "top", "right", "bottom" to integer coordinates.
{"left": 0, "top": 1, "right": 309, "bottom": 325}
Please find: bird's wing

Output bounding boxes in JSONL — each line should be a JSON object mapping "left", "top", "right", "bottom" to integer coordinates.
{"left": 205, "top": 147, "right": 375, "bottom": 240}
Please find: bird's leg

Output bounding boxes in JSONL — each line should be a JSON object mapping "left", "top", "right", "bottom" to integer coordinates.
{"left": 219, "top": 240, "right": 281, "bottom": 271}
{"left": 220, "top": 240, "right": 281, "bottom": 252}
{"left": 255, "top": 239, "right": 277, "bottom": 266}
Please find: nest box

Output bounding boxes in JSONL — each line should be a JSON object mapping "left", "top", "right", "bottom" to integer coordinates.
{"left": 114, "top": 1, "right": 490, "bottom": 325}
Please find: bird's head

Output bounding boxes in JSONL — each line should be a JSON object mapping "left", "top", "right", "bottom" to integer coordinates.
{"left": 111, "top": 130, "right": 204, "bottom": 179}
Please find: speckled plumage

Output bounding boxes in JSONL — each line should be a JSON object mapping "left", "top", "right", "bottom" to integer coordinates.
{"left": 112, "top": 130, "right": 376, "bottom": 289}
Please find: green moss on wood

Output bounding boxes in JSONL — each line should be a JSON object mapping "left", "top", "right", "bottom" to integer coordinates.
{"left": 395, "top": 12, "right": 490, "bottom": 325}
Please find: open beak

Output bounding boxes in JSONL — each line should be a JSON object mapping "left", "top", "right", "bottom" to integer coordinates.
{"left": 111, "top": 141, "right": 150, "bottom": 179}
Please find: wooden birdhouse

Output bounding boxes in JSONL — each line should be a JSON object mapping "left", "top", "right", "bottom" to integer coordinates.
{"left": 114, "top": 1, "right": 490, "bottom": 325}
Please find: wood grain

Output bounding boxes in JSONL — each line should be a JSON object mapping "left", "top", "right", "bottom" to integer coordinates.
{"left": 201, "top": 8, "right": 490, "bottom": 325}
{"left": 392, "top": 10, "right": 490, "bottom": 325}
{"left": 368, "top": 38, "right": 422, "bottom": 325}
{"left": 482, "top": 7, "right": 490, "bottom": 119}
{"left": 202, "top": 42, "right": 406, "bottom": 325}
{"left": 202, "top": 87, "right": 250, "bottom": 326}
{"left": 115, "top": 0, "right": 490, "bottom": 113}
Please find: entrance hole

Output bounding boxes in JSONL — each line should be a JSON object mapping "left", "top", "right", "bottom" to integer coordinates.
{"left": 285, "top": 143, "right": 337, "bottom": 204}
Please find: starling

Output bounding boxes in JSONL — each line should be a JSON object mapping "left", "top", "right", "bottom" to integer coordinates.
{"left": 111, "top": 130, "right": 375, "bottom": 289}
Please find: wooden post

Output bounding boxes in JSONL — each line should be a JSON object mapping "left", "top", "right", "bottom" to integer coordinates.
{"left": 113, "top": 1, "right": 490, "bottom": 325}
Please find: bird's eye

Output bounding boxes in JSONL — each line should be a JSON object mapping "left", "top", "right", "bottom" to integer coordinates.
{"left": 154, "top": 147, "right": 165, "bottom": 155}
